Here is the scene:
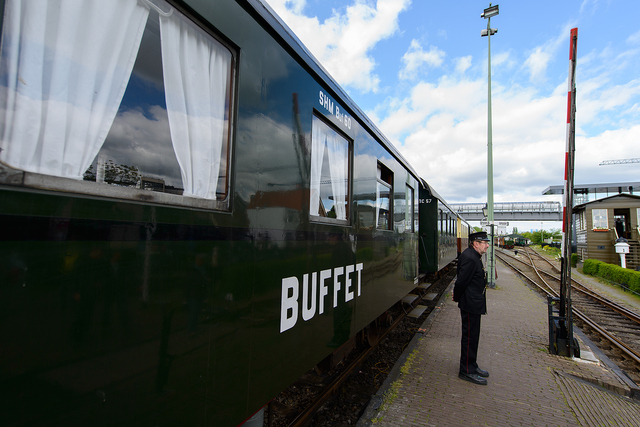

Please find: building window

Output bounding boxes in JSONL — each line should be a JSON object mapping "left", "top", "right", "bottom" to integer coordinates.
{"left": 0, "top": 0, "right": 235, "bottom": 205}
{"left": 309, "top": 115, "right": 350, "bottom": 222}
{"left": 592, "top": 209, "right": 608, "bottom": 231}
{"left": 576, "top": 211, "right": 587, "bottom": 232}
{"left": 376, "top": 162, "right": 393, "bottom": 229}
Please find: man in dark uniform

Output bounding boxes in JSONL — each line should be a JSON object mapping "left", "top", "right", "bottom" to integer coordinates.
{"left": 453, "top": 231, "right": 490, "bottom": 385}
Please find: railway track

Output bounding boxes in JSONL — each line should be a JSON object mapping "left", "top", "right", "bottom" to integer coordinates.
{"left": 266, "top": 270, "right": 456, "bottom": 427}
{"left": 496, "top": 247, "right": 640, "bottom": 385}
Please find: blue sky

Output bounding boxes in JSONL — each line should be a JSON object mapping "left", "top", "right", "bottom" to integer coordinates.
{"left": 267, "top": 0, "right": 640, "bottom": 231}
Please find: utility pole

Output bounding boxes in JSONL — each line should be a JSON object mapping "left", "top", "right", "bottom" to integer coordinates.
{"left": 481, "top": 3, "right": 499, "bottom": 288}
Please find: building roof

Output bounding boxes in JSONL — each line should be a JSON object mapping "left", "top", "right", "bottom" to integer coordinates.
{"left": 542, "top": 182, "right": 640, "bottom": 195}
{"left": 573, "top": 193, "right": 640, "bottom": 210}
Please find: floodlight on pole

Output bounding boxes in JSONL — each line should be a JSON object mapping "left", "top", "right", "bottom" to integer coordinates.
{"left": 482, "top": 3, "right": 498, "bottom": 289}
{"left": 481, "top": 4, "right": 499, "bottom": 18}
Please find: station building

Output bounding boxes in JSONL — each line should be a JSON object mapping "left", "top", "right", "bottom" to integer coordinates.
{"left": 543, "top": 182, "right": 640, "bottom": 270}
{"left": 573, "top": 194, "right": 640, "bottom": 270}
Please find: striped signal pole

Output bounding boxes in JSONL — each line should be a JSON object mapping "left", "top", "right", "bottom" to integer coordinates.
{"left": 560, "top": 28, "right": 578, "bottom": 357}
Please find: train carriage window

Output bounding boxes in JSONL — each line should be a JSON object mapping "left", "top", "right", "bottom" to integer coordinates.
{"left": 413, "top": 190, "right": 419, "bottom": 232}
{"left": 309, "top": 115, "right": 351, "bottom": 222}
{"left": 376, "top": 162, "right": 393, "bottom": 230}
{"left": 0, "top": 0, "right": 235, "bottom": 208}
{"left": 405, "top": 185, "right": 414, "bottom": 233}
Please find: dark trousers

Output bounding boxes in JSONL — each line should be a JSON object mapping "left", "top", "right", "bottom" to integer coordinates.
{"left": 459, "top": 309, "right": 481, "bottom": 374}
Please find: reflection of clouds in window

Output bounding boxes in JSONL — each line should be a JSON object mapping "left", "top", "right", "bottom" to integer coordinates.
{"left": 376, "top": 163, "right": 393, "bottom": 230}
{"left": 0, "top": 0, "right": 150, "bottom": 178}
{"left": 376, "top": 183, "right": 390, "bottom": 229}
{"left": 131, "top": 10, "right": 164, "bottom": 94}
{"left": 97, "top": 105, "right": 182, "bottom": 188}
{"left": 310, "top": 116, "right": 349, "bottom": 221}
{"left": 0, "top": 0, "right": 234, "bottom": 202}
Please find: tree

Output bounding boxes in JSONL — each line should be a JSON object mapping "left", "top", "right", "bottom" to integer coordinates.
{"left": 521, "top": 231, "right": 534, "bottom": 243}
{"left": 84, "top": 160, "right": 141, "bottom": 187}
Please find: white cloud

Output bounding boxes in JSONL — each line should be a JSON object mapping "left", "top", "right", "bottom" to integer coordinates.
{"left": 268, "top": 0, "right": 410, "bottom": 93}
{"left": 455, "top": 56, "right": 472, "bottom": 74}
{"left": 575, "top": 125, "right": 640, "bottom": 183}
{"left": 523, "top": 21, "right": 576, "bottom": 83}
{"left": 627, "top": 29, "right": 640, "bottom": 45}
{"left": 267, "top": 0, "right": 639, "bottom": 206}
{"left": 399, "top": 40, "right": 445, "bottom": 80}
{"left": 524, "top": 46, "right": 552, "bottom": 83}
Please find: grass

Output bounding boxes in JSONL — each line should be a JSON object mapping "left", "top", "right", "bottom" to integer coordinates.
{"left": 371, "top": 349, "right": 419, "bottom": 423}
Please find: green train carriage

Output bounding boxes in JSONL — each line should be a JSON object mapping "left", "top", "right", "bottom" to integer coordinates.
{"left": 0, "top": 0, "right": 424, "bottom": 425}
{"left": 418, "top": 180, "right": 459, "bottom": 277}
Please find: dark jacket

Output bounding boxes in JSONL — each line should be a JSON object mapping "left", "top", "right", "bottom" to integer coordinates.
{"left": 453, "top": 246, "right": 487, "bottom": 315}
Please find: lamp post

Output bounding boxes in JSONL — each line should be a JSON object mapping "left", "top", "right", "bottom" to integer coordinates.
{"left": 482, "top": 3, "right": 498, "bottom": 288}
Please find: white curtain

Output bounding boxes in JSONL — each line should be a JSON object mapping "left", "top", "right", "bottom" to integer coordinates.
{"left": 310, "top": 117, "right": 348, "bottom": 220}
{"left": 0, "top": 0, "right": 150, "bottom": 178}
{"left": 326, "top": 133, "right": 347, "bottom": 220}
{"left": 309, "top": 118, "right": 325, "bottom": 216}
{"left": 159, "top": 11, "right": 231, "bottom": 199}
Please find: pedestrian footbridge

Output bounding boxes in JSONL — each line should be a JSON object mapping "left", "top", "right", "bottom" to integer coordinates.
{"left": 450, "top": 202, "right": 562, "bottom": 221}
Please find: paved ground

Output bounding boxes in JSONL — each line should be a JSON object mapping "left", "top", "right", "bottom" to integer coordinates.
{"left": 357, "top": 261, "right": 640, "bottom": 427}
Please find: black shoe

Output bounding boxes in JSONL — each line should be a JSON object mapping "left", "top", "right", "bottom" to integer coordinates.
{"left": 459, "top": 371, "right": 488, "bottom": 385}
{"left": 475, "top": 368, "right": 489, "bottom": 378}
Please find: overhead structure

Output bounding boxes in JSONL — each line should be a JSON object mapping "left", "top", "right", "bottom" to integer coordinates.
{"left": 452, "top": 201, "right": 562, "bottom": 221}
{"left": 542, "top": 181, "right": 639, "bottom": 205}
{"left": 599, "top": 158, "right": 640, "bottom": 166}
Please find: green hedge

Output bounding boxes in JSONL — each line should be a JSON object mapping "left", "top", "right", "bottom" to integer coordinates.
{"left": 571, "top": 253, "right": 579, "bottom": 268}
{"left": 582, "top": 259, "right": 640, "bottom": 293}
{"left": 582, "top": 259, "right": 602, "bottom": 275}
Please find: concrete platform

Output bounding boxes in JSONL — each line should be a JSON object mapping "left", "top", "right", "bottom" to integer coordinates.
{"left": 357, "top": 261, "right": 640, "bottom": 427}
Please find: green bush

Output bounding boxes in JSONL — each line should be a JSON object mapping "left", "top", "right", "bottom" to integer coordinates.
{"left": 582, "top": 259, "right": 640, "bottom": 293}
{"left": 629, "top": 273, "right": 640, "bottom": 293}
{"left": 583, "top": 259, "right": 602, "bottom": 275}
{"left": 571, "top": 253, "right": 578, "bottom": 268}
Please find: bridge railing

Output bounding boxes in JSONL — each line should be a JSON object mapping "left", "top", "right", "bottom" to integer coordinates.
{"left": 450, "top": 202, "right": 562, "bottom": 221}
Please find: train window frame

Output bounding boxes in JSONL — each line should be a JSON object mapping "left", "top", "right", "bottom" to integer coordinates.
{"left": 405, "top": 184, "right": 415, "bottom": 233}
{"left": 0, "top": 0, "right": 238, "bottom": 212}
{"left": 376, "top": 162, "right": 393, "bottom": 230}
{"left": 309, "top": 113, "right": 352, "bottom": 225}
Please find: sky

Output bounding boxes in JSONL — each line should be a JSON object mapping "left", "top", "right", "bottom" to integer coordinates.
{"left": 266, "top": 0, "right": 640, "bottom": 232}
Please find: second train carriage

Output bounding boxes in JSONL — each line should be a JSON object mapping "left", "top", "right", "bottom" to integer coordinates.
{"left": 418, "top": 180, "right": 458, "bottom": 277}
{"left": 0, "top": 0, "right": 425, "bottom": 425}
{"left": 457, "top": 215, "right": 471, "bottom": 256}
